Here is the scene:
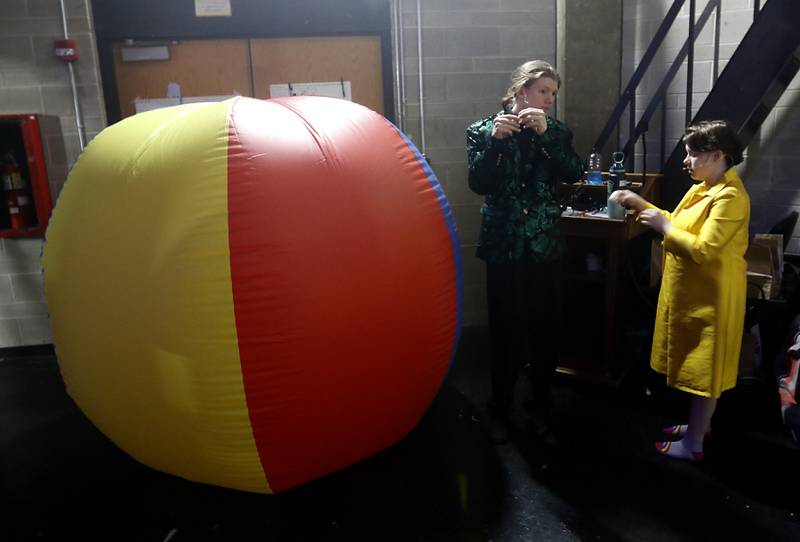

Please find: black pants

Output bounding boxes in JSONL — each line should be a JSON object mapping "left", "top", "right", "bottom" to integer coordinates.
{"left": 486, "top": 260, "right": 561, "bottom": 418}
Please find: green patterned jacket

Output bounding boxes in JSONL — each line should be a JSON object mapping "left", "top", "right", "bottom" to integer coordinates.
{"left": 466, "top": 112, "right": 583, "bottom": 264}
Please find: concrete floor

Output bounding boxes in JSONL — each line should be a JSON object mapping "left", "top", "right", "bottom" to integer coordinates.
{"left": 2, "top": 329, "right": 800, "bottom": 541}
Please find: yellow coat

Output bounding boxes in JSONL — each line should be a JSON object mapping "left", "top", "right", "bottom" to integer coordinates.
{"left": 648, "top": 168, "right": 750, "bottom": 397}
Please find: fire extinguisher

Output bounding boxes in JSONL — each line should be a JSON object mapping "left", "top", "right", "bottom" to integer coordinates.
{"left": 0, "top": 152, "right": 34, "bottom": 231}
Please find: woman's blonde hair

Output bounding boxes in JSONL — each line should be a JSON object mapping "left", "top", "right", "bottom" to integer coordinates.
{"left": 501, "top": 60, "right": 561, "bottom": 110}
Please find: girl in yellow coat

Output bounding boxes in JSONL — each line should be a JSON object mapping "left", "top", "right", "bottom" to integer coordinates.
{"left": 611, "top": 120, "right": 750, "bottom": 461}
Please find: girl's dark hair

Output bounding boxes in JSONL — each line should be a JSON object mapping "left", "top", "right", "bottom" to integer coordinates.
{"left": 683, "top": 120, "right": 744, "bottom": 167}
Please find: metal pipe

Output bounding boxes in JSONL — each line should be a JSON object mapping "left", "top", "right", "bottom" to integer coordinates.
{"left": 713, "top": 2, "right": 720, "bottom": 84}
{"left": 59, "top": 0, "right": 86, "bottom": 151}
{"left": 555, "top": 0, "right": 566, "bottom": 121}
{"left": 628, "top": 93, "right": 635, "bottom": 168}
{"left": 397, "top": 0, "right": 406, "bottom": 132}
{"left": 641, "top": 121, "right": 648, "bottom": 182}
{"left": 660, "top": 99, "right": 666, "bottom": 166}
{"left": 391, "top": 0, "right": 405, "bottom": 131}
{"left": 245, "top": 40, "right": 255, "bottom": 98}
{"left": 390, "top": 1, "right": 400, "bottom": 128}
{"left": 390, "top": 1, "right": 399, "bottom": 125}
{"left": 686, "top": 0, "right": 695, "bottom": 126}
{"left": 59, "top": 0, "right": 69, "bottom": 36}
{"left": 415, "top": 0, "right": 426, "bottom": 156}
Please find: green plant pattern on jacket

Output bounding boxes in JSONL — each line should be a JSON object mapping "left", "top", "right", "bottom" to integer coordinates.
{"left": 466, "top": 112, "right": 583, "bottom": 264}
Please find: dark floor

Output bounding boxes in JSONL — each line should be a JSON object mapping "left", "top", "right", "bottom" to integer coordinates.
{"left": 2, "top": 329, "right": 800, "bottom": 542}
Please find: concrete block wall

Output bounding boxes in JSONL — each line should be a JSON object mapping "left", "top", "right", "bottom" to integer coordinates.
{"left": 0, "top": 0, "right": 106, "bottom": 346}
{"left": 6, "top": 0, "right": 792, "bottom": 344}
{"left": 400, "top": 0, "right": 557, "bottom": 327}
{"left": 621, "top": 0, "right": 800, "bottom": 249}
{"left": 0, "top": 238, "right": 51, "bottom": 346}
{"left": 740, "top": 59, "right": 800, "bottom": 249}
{"left": 2, "top": 0, "right": 553, "bottom": 343}
{"left": 559, "top": 0, "right": 622, "bottom": 162}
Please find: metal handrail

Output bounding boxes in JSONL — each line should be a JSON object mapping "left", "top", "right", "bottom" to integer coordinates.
{"left": 595, "top": 0, "right": 763, "bottom": 172}
{"left": 592, "top": 0, "right": 685, "bottom": 153}
{"left": 621, "top": 0, "right": 720, "bottom": 158}
{"left": 415, "top": 0, "right": 426, "bottom": 156}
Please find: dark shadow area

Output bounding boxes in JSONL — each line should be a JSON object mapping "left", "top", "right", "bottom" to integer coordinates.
{"left": 510, "top": 374, "right": 800, "bottom": 542}
{"left": 1, "top": 346, "right": 506, "bottom": 542}
{"left": 2, "top": 328, "right": 800, "bottom": 541}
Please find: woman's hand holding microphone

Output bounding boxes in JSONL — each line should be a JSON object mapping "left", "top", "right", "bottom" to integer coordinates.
{"left": 518, "top": 107, "right": 548, "bottom": 135}
{"left": 491, "top": 108, "right": 548, "bottom": 140}
{"left": 491, "top": 114, "right": 521, "bottom": 140}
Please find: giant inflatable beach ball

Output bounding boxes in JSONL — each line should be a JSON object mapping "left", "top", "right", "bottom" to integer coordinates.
{"left": 42, "top": 96, "right": 462, "bottom": 493}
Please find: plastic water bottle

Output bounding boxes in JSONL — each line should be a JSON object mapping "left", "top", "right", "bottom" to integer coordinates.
{"left": 586, "top": 149, "right": 603, "bottom": 185}
{"left": 607, "top": 151, "right": 626, "bottom": 219}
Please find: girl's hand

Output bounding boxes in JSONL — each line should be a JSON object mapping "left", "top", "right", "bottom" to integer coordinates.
{"left": 639, "top": 208, "right": 672, "bottom": 235}
{"left": 609, "top": 190, "right": 647, "bottom": 212}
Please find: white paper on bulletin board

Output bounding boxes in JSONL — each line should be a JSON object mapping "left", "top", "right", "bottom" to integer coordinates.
{"left": 195, "top": 0, "right": 231, "bottom": 17}
{"left": 269, "top": 81, "right": 352, "bottom": 101}
{"left": 133, "top": 95, "right": 237, "bottom": 114}
{"left": 134, "top": 97, "right": 180, "bottom": 113}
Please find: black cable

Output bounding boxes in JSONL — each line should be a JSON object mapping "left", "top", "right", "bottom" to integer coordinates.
{"left": 626, "top": 239, "right": 657, "bottom": 313}
{"left": 641, "top": 123, "right": 648, "bottom": 183}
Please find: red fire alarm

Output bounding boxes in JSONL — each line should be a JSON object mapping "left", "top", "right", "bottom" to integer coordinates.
{"left": 54, "top": 39, "right": 79, "bottom": 62}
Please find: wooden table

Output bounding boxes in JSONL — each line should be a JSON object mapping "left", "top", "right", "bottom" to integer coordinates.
{"left": 556, "top": 174, "right": 662, "bottom": 383}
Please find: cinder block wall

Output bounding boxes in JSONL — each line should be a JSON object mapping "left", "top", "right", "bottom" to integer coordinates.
{"left": 0, "top": 0, "right": 105, "bottom": 346}
{"left": 400, "top": 0, "right": 558, "bottom": 327}
{"left": 622, "top": 0, "right": 800, "bottom": 249}
{"left": 5, "top": 0, "right": 795, "bottom": 345}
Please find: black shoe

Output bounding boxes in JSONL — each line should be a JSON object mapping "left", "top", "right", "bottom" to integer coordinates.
{"left": 488, "top": 416, "right": 510, "bottom": 445}
{"left": 528, "top": 413, "right": 550, "bottom": 437}
{"left": 523, "top": 397, "right": 553, "bottom": 415}
{"left": 527, "top": 412, "right": 559, "bottom": 448}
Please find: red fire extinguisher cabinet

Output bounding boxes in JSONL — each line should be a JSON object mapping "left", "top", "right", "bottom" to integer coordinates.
{"left": 0, "top": 114, "right": 60, "bottom": 238}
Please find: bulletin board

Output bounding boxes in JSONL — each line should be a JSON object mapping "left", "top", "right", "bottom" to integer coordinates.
{"left": 111, "top": 35, "right": 384, "bottom": 118}
{"left": 112, "top": 40, "right": 252, "bottom": 118}
{"left": 251, "top": 35, "right": 383, "bottom": 114}
{"left": 93, "top": 0, "right": 393, "bottom": 123}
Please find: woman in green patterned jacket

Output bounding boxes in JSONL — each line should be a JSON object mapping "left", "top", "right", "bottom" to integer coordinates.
{"left": 466, "top": 60, "right": 583, "bottom": 444}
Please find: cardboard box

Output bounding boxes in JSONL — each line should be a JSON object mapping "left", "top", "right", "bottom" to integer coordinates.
{"left": 745, "top": 234, "right": 786, "bottom": 300}
{"left": 753, "top": 233, "right": 784, "bottom": 298}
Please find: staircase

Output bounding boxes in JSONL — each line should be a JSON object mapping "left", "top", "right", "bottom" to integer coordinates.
{"left": 660, "top": 0, "right": 800, "bottom": 207}
{"left": 597, "top": 0, "right": 800, "bottom": 209}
